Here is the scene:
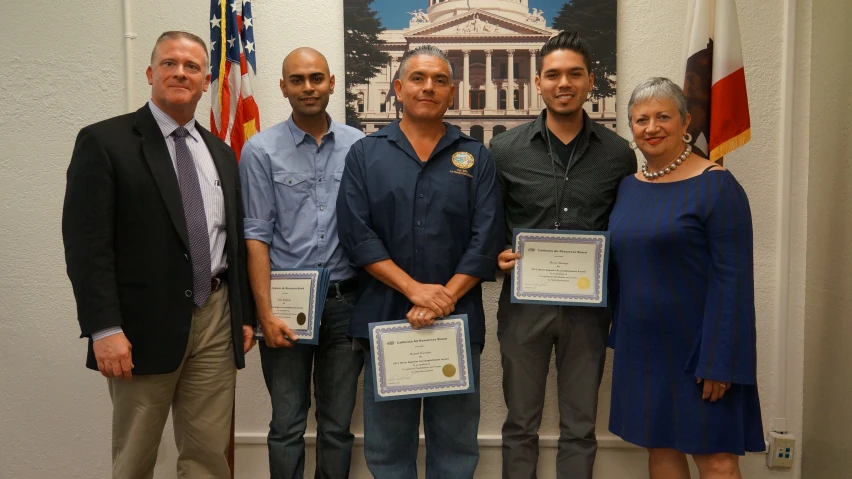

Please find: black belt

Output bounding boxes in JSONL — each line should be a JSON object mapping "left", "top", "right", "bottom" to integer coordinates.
{"left": 327, "top": 277, "right": 359, "bottom": 297}
{"left": 211, "top": 271, "right": 227, "bottom": 293}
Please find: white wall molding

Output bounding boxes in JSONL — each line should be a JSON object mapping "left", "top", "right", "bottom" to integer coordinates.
{"left": 234, "top": 432, "right": 641, "bottom": 449}
{"left": 236, "top": 431, "right": 768, "bottom": 450}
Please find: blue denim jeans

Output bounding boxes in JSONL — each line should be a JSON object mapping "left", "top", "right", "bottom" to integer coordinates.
{"left": 259, "top": 289, "right": 363, "bottom": 479}
{"left": 361, "top": 343, "right": 482, "bottom": 479}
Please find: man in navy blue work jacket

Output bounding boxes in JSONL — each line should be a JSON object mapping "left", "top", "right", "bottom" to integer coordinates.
{"left": 336, "top": 45, "right": 503, "bottom": 478}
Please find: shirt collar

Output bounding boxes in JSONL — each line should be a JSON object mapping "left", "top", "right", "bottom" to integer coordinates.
{"left": 378, "top": 120, "right": 464, "bottom": 165}
{"left": 381, "top": 119, "right": 462, "bottom": 143}
{"left": 528, "top": 108, "right": 597, "bottom": 145}
{"left": 147, "top": 99, "right": 200, "bottom": 141}
{"left": 286, "top": 114, "right": 335, "bottom": 146}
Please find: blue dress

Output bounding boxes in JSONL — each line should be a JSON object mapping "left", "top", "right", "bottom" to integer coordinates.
{"left": 607, "top": 169, "right": 765, "bottom": 455}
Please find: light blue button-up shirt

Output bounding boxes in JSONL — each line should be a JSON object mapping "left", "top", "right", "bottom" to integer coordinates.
{"left": 239, "top": 115, "right": 364, "bottom": 281}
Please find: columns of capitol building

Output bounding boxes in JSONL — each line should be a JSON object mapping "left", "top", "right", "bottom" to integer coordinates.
{"left": 529, "top": 50, "right": 537, "bottom": 110}
{"left": 462, "top": 50, "right": 470, "bottom": 110}
{"left": 484, "top": 50, "right": 495, "bottom": 110}
{"left": 388, "top": 56, "right": 400, "bottom": 113}
{"left": 483, "top": 126, "right": 494, "bottom": 144}
{"left": 506, "top": 49, "right": 515, "bottom": 111}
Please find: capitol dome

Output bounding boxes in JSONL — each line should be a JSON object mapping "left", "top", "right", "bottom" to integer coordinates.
{"left": 425, "top": 0, "right": 534, "bottom": 24}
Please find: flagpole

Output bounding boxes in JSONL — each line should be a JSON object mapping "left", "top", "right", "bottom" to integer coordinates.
{"left": 228, "top": 396, "right": 235, "bottom": 478}
{"left": 122, "top": 0, "right": 136, "bottom": 113}
{"left": 772, "top": 0, "right": 798, "bottom": 436}
{"left": 228, "top": 368, "right": 237, "bottom": 478}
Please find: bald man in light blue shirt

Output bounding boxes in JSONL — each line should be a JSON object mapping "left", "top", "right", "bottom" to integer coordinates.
{"left": 239, "top": 47, "right": 364, "bottom": 479}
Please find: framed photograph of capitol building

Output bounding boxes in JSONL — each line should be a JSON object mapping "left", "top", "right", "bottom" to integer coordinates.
{"left": 343, "top": 0, "right": 617, "bottom": 143}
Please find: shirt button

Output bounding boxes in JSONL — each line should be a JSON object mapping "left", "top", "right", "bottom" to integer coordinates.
{"left": 420, "top": 194, "right": 424, "bottom": 198}
{"left": 415, "top": 249, "right": 419, "bottom": 254}
{"left": 317, "top": 263, "right": 322, "bottom": 267}
{"left": 563, "top": 207, "right": 568, "bottom": 212}
{"left": 288, "top": 179, "right": 293, "bottom": 184}
{"left": 320, "top": 234, "right": 325, "bottom": 239}
{"left": 320, "top": 205, "right": 325, "bottom": 211}
{"left": 318, "top": 178, "right": 323, "bottom": 182}
{"left": 185, "top": 290, "right": 192, "bottom": 297}
{"left": 416, "top": 221, "right": 421, "bottom": 226}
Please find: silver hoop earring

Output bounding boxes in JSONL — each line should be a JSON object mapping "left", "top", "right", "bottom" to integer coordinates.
{"left": 628, "top": 140, "right": 637, "bottom": 150}
{"left": 683, "top": 133, "right": 693, "bottom": 143}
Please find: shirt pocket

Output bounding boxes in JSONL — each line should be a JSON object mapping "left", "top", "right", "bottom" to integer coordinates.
{"left": 209, "top": 182, "right": 226, "bottom": 229}
{"left": 440, "top": 174, "right": 472, "bottom": 219}
{"left": 273, "top": 171, "right": 311, "bottom": 213}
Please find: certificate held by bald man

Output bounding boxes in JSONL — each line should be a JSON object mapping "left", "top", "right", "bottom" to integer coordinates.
{"left": 254, "top": 268, "right": 330, "bottom": 345}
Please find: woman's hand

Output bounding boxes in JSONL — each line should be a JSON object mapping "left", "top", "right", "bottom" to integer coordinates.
{"left": 697, "top": 378, "right": 731, "bottom": 402}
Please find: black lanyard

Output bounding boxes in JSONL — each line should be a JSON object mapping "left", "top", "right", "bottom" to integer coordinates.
{"left": 545, "top": 129, "right": 578, "bottom": 230}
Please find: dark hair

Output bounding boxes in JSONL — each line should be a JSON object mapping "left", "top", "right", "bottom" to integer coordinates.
{"left": 537, "top": 31, "right": 592, "bottom": 75}
{"left": 150, "top": 31, "right": 209, "bottom": 69}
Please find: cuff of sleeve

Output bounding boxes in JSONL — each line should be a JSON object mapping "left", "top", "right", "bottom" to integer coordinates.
{"left": 91, "top": 326, "right": 123, "bottom": 341}
{"left": 350, "top": 239, "right": 391, "bottom": 267}
{"left": 687, "top": 357, "right": 758, "bottom": 386}
{"left": 456, "top": 253, "right": 497, "bottom": 282}
{"left": 242, "top": 305, "right": 257, "bottom": 327}
{"left": 244, "top": 218, "right": 274, "bottom": 243}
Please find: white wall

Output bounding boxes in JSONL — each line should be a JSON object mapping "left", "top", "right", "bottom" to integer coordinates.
{"left": 0, "top": 0, "right": 813, "bottom": 478}
{"left": 801, "top": 0, "right": 852, "bottom": 476}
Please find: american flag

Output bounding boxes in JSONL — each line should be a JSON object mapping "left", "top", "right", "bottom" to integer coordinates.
{"left": 210, "top": 0, "right": 260, "bottom": 161}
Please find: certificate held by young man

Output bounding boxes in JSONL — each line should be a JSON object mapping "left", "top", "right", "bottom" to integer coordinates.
{"left": 254, "top": 268, "right": 331, "bottom": 345}
{"left": 369, "top": 315, "right": 474, "bottom": 402}
{"left": 511, "top": 228, "right": 610, "bottom": 307}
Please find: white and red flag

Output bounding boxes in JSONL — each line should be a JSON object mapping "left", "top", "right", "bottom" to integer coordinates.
{"left": 210, "top": 0, "right": 260, "bottom": 161}
{"left": 681, "top": 0, "right": 750, "bottom": 162}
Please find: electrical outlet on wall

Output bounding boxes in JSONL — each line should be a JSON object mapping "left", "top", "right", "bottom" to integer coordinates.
{"left": 766, "top": 431, "right": 795, "bottom": 468}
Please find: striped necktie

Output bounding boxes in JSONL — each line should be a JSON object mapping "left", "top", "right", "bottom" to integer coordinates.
{"left": 172, "top": 126, "right": 211, "bottom": 307}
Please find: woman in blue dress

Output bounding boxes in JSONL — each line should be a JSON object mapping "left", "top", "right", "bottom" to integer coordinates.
{"left": 607, "top": 77, "right": 764, "bottom": 479}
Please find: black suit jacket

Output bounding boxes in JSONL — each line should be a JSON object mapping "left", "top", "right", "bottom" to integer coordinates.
{"left": 62, "top": 104, "right": 255, "bottom": 374}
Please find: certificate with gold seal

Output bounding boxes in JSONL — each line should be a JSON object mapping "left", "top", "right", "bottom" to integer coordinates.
{"left": 511, "top": 229, "right": 609, "bottom": 307}
{"left": 369, "top": 315, "right": 474, "bottom": 401}
{"left": 254, "top": 268, "right": 330, "bottom": 345}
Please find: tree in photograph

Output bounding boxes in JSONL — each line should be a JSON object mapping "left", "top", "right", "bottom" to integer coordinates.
{"left": 551, "top": 0, "right": 617, "bottom": 99}
{"left": 344, "top": 0, "right": 391, "bottom": 127}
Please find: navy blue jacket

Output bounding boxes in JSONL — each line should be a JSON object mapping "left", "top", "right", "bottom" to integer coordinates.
{"left": 336, "top": 121, "right": 503, "bottom": 344}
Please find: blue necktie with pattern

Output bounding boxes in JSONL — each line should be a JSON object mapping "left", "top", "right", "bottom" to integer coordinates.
{"left": 172, "top": 127, "right": 211, "bottom": 307}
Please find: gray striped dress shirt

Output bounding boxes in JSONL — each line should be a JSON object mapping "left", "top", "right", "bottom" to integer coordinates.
{"left": 92, "top": 101, "right": 227, "bottom": 340}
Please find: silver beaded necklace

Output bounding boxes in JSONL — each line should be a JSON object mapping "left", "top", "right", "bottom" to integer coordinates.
{"left": 641, "top": 143, "right": 692, "bottom": 180}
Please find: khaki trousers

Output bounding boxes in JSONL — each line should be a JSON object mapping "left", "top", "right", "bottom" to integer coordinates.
{"left": 108, "top": 284, "right": 235, "bottom": 479}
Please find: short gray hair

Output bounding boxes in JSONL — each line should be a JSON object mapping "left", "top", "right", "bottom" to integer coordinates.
{"left": 627, "top": 77, "right": 688, "bottom": 125}
{"left": 397, "top": 45, "right": 453, "bottom": 80}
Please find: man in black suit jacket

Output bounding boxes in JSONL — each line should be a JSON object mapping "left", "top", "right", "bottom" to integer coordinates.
{"left": 62, "top": 31, "right": 255, "bottom": 478}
